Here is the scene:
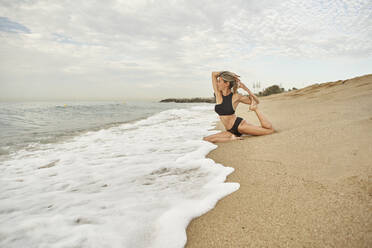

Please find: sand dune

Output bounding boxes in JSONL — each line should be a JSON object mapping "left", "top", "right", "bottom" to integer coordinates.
{"left": 186, "top": 74, "right": 372, "bottom": 247}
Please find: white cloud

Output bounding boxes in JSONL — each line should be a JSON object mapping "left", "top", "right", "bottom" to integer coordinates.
{"left": 0, "top": 0, "right": 371, "bottom": 100}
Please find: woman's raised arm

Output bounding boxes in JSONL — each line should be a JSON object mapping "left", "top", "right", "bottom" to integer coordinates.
{"left": 238, "top": 81, "right": 260, "bottom": 104}
{"left": 211, "top": 71, "right": 221, "bottom": 96}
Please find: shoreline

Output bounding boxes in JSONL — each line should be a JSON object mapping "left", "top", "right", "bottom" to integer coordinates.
{"left": 185, "top": 74, "right": 372, "bottom": 247}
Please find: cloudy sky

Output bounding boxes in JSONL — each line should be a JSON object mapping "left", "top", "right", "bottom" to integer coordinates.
{"left": 0, "top": 0, "right": 371, "bottom": 101}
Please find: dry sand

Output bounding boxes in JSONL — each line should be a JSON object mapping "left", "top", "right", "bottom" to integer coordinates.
{"left": 186, "top": 74, "right": 372, "bottom": 247}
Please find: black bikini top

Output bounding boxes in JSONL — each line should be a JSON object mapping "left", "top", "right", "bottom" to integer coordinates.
{"left": 214, "top": 92, "right": 235, "bottom": 116}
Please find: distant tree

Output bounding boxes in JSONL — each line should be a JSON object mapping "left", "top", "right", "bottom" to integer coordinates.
{"left": 292, "top": 87, "right": 298, "bottom": 90}
{"left": 262, "top": 85, "right": 282, "bottom": 96}
{"left": 160, "top": 97, "right": 215, "bottom": 103}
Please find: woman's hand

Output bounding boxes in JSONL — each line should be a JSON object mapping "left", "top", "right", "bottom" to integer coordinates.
{"left": 232, "top": 72, "right": 240, "bottom": 78}
{"left": 212, "top": 71, "right": 222, "bottom": 77}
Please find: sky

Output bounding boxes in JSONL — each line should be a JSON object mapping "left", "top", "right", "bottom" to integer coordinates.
{"left": 0, "top": 0, "right": 371, "bottom": 101}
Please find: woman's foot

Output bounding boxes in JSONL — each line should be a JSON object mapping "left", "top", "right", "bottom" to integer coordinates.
{"left": 249, "top": 101, "right": 258, "bottom": 111}
{"left": 231, "top": 135, "right": 243, "bottom": 141}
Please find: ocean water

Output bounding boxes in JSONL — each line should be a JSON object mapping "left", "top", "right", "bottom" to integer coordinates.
{"left": 0, "top": 101, "right": 240, "bottom": 248}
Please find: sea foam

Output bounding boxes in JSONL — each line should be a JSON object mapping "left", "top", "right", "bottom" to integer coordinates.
{"left": 0, "top": 105, "right": 240, "bottom": 248}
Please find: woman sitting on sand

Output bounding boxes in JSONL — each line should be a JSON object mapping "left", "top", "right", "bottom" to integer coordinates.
{"left": 203, "top": 71, "right": 275, "bottom": 143}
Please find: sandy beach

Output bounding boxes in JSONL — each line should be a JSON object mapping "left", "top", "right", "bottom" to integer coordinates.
{"left": 186, "top": 74, "right": 372, "bottom": 247}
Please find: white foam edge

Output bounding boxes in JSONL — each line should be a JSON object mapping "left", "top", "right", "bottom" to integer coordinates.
{"left": 152, "top": 169, "right": 240, "bottom": 248}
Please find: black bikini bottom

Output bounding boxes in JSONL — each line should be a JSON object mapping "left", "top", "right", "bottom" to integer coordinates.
{"left": 228, "top": 117, "right": 243, "bottom": 137}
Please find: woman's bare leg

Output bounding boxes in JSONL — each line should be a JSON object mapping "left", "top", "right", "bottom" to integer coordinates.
{"left": 203, "top": 131, "right": 243, "bottom": 143}
{"left": 208, "top": 135, "right": 243, "bottom": 143}
{"left": 250, "top": 103, "right": 273, "bottom": 129}
{"left": 236, "top": 103, "right": 275, "bottom": 136}
{"left": 254, "top": 109, "right": 273, "bottom": 129}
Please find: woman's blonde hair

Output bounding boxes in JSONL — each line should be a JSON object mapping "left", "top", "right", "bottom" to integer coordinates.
{"left": 219, "top": 71, "right": 240, "bottom": 94}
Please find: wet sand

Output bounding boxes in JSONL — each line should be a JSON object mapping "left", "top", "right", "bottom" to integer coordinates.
{"left": 186, "top": 74, "right": 372, "bottom": 247}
